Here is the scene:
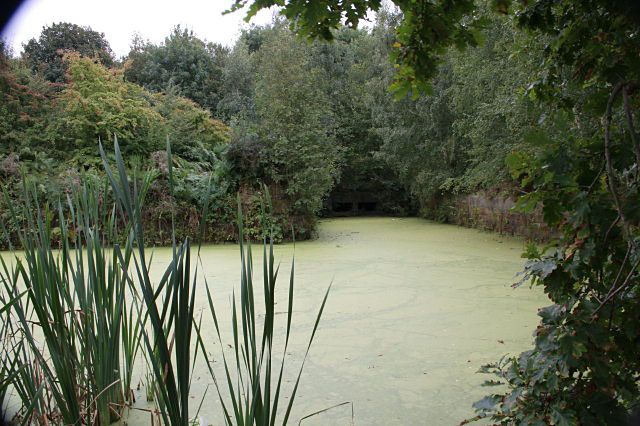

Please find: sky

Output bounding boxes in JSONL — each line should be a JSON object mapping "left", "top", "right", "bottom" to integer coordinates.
{"left": 1, "top": 0, "right": 276, "bottom": 57}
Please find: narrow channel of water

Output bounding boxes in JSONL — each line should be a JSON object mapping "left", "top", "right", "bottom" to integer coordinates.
{"left": 126, "top": 217, "right": 547, "bottom": 425}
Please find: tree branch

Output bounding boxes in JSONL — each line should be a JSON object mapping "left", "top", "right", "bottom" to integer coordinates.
{"left": 586, "top": 160, "right": 605, "bottom": 196}
{"left": 622, "top": 85, "right": 640, "bottom": 170}
{"left": 594, "top": 255, "right": 640, "bottom": 316}
{"left": 603, "top": 82, "right": 634, "bottom": 247}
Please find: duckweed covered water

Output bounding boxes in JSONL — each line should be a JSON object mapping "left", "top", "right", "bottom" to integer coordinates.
{"left": 132, "top": 217, "right": 547, "bottom": 425}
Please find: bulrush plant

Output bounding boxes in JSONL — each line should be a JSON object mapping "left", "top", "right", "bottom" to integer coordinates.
{"left": 0, "top": 175, "right": 143, "bottom": 424}
{"left": 0, "top": 290, "right": 32, "bottom": 422}
{"left": 100, "top": 137, "right": 203, "bottom": 425}
{"left": 101, "top": 138, "right": 332, "bottom": 425}
{"left": 0, "top": 137, "right": 330, "bottom": 424}
{"left": 195, "top": 197, "right": 332, "bottom": 426}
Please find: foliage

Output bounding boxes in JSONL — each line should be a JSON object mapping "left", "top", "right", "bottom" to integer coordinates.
{"left": 471, "top": 113, "right": 640, "bottom": 423}
{"left": 0, "top": 47, "right": 238, "bottom": 247}
{"left": 229, "top": 0, "right": 482, "bottom": 97}
{"left": 253, "top": 28, "right": 340, "bottom": 217}
{"left": 0, "top": 290, "right": 29, "bottom": 421}
{"left": 1, "top": 139, "right": 331, "bottom": 424}
{"left": 1, "top": 14, "right": 553, "bottom": 241}
{"left": 232, "top": 0, "right": 640, "bottom": 422}
{"left": 5, "top": 1, "right": 640, "bottom": 423}
{"left": 217, "top": 41, "right": 255, "bottom": 121}
{"left": 218, "top": 24, "right": 349, "bottom": 228}
{"left": 197, "top": 196, "right": 331, "bottom": 426}
{"left": 0, "top": 48, "right": 53, "bottom": 158}
{"left": 124, "top": 26, "right": 228, "bottom": 113}
{"left": 23, "top": 22, "right": 114, "bottom": 83}
{"left": 100, "top": 139, "right": 198, "bottom": 425}
{"left": 309, "top": 26, "right": 410, "bottom": 213}
{"left": 369, "top": 10, "right": 538, "bottom": 212}
{"left": 153, "top": 88, "right": 230, "bottom": 162}
{"left": 2, "top": 176, "right": 140, "bottom": 424}
{"left": 445, "top": 16, "right": 540, "bottom": 192}
{"left": 49, "top": 53, "right": 162, "bottom": 160}
{"left": 373, "top": 56, "right": 463, "bottom": 209}
{"left": 466, "top": 0, "right": 640, "bottom": 423}
{"left": 219, "top": 23, "right": 411, "bottom": 221}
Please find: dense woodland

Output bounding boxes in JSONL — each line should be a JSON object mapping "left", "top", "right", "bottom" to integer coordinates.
{"left": 0, "top": 9, "right": 542, "bottom": 245}
{"left": 1, "top": 0, "right": 640, "bottom": 424}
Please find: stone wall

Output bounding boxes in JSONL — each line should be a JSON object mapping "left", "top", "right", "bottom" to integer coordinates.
{"left": 430, "top": 191, "right": 553, "bottom": 241}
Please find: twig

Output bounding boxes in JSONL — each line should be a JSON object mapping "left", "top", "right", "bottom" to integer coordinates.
{"left": 605, "top": 243, "right": 632, "bottom": 301}
{"left": 622, "top": 84, "right": 640, "bottom": 168}
{"left": 593, "top": 255, "right": 640, "bottom": 316}
{"left": 602, "top": 215, "right": 620, "bottom": 248}
{"left": 603, "top": 82, "right": 634, "bottom": 247}
{"left": 586, "top": 160, "right": 605, "bottom": 196}
{"left": 298, "top": 401, "right": 355, "bottom": 425}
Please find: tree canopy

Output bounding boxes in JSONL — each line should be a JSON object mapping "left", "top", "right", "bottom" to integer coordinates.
{"left": 230, "top": 0, "right": 480, "bottom": 96}
{"left": 23, "top": 22, "right": 114, "bottom": 83}
{"left": 124, "top": 26, "right": 228, "bottom": 113}
{"left": 2, "top": 5, "right": 640, "bottom": 421}
{"left": 230, "top": 0, "right": 640, "bottom": 423}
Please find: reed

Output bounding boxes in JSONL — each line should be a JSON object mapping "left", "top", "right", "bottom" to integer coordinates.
{"left": 102, "top": 138, "right": 331, "bottom": 425}
{"left": 195, "top": 195, "right": 331, "bottom": 426}
{"left": 1, "top": 137, "right": 330, "bottom": 425}
{"left": 100, "top": 137, "right": 200, "bottom": 425}
{"left": 0, "top": 173, "right": 143, "bottom": 424}
{"left": 0, "top": 289, "right": 30, "bottom": 422}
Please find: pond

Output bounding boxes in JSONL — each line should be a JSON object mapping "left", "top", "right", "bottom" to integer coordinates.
{"left": 126, "top": 217, "right": 547, "bottom": 425}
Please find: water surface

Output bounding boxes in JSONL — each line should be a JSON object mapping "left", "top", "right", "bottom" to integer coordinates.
{"left": 134, "top": 217, "right": 546, "bottom": 425}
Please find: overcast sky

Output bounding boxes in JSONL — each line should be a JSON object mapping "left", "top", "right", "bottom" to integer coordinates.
{"left": 1, "top": 0, "right": 276, "bottom": 57}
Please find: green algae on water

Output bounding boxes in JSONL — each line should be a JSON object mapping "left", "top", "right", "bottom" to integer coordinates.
{"left": 123, "top": 217, "right": 546, "bottom": 425}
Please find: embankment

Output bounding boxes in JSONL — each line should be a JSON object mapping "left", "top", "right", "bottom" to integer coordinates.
{"left": 423, "top": 190, "right": 552, "bottom": 241}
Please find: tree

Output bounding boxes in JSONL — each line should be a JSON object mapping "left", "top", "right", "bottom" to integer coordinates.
{"left": 154, "top": 88, "right": 230, "bottom": 163}
{"left": 444, "top": 13, "right": 540, "bottom": 193}
{"left": 362, "top": 9, "right": 537, "bottom": 215}
{"left": 23, "top": 22, "right": 113, "bottom": 83}
{"left": 45, "top": 53, "right": 229, "bottom": 165}
{"left": 467, "top": 1, "right": 640, "bottom": 423}
{"left": 374, "top": 56, "right": 465, "bottom": 211}
{"left": 233, "top": 1, "right": 640, "bottom": 422}
{"left": 254, "top": 28, "right": 340, "bottom": 218}
{"left": 46, "top": 53, "right": 161, "bottom": 163}
{"left": 309, "top": 26, "right": 409, "bottom": 213}
{"left": 124, "top": 26, "right": 228, "bottom": 114}
{"left": 0, "top": 43, "right": 54, "bottom": 168}
{"left": 229, "top": 0, "right": 481, "bottom": 96}
{"left": 216, "top": 40, "right": 255, "bottom": 122}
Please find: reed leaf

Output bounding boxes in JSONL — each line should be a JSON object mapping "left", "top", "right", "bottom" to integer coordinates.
{"left": 195, "top": 191, "right": 331, "bottom": 426}
{"left": 1, "top": 137, "right": 330, "bottom": 426}
{"left": 101, "top": 136, "right": 197, "bottom": 425}
{"left": 0, "top": 173, "right": 140, "bottom": 424}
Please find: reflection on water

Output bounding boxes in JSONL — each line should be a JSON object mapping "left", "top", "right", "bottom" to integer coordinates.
{"left": 129, "top": 217, "right": 546, "bottom": 425}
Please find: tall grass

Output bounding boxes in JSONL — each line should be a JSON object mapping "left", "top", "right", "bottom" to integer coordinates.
{"left": 196, "top": 205, "right": 331, "bottom": 426}
{"left": 0, "top": 289, "right": 29, "bottom": 421}
{"left": 0, "top": 175, "right": 143, "bottom": 424}
{"left": 1, "top": 137, "right": 330, "bottom": 425}
{"left": 100, "top": 138, "right": 200, "bottom": 425}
